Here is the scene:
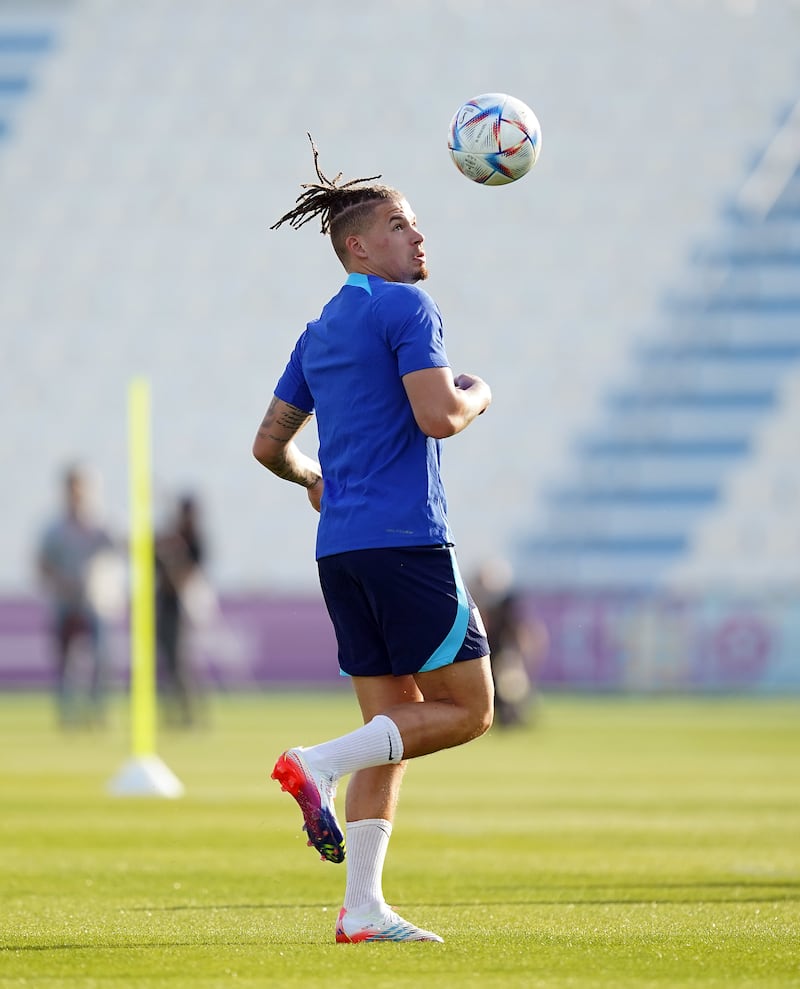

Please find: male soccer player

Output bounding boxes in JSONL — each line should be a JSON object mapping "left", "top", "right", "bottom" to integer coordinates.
{"left": 253, "top": 137, "right": 494, "bottom": 943}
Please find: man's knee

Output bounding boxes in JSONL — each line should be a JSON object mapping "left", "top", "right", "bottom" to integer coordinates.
{"left": 447, "top": 686, "right": 494, "bottom": 743}
{"left": 470, "top": 697, "right": 494, "bottom": 740}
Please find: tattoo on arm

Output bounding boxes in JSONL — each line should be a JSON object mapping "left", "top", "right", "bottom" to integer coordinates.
{"left": 257, "top": 397, "right": 311, "bottom": 444}
{"left": 256, "top": 397, "right": 321, "bottom": 488}
{"left": 267, "top": 458, "right": 320, "bottom": 488}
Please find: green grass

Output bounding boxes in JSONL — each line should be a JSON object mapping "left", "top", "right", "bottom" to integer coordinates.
{"left": 1, "top": 691, "right": 799, "bottom": 988}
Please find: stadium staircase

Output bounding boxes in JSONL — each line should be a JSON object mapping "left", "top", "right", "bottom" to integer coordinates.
{"left": 0, "top": 7, "right": 62, "bottom": 148}
{"left": 521, "top": 98, "right": 800, "bottom": 590}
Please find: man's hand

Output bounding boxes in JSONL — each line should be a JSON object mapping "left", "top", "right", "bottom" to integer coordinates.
{"left": 307, "top": 476, "right": 324, "bottom": 513}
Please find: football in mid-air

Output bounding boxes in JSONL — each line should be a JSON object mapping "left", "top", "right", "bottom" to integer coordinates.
{"left": 448, "top": 93, "right": 541, "bottom": 186}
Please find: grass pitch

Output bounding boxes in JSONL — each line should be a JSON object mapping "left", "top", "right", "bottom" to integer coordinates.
{"left": 1, "top": 690, "right": 798, "bottom": 988}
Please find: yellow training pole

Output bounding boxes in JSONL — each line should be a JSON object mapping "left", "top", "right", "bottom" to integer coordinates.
{"left": 128, "top": 376, "right": 156, "bottom": 758}
{"left": 108, "top": 377, "right": 183, "bottom": 797}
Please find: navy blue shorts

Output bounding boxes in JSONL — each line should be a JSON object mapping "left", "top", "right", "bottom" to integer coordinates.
{"left": 317, "top": 544, "right": 490, "bottom": 678}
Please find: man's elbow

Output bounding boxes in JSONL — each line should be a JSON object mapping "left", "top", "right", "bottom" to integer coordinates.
{"left": 415, "top": 412, "right": 460, "bottom": 440}
{"left": 253, "top": 436, "right": 280, "bottom": 470}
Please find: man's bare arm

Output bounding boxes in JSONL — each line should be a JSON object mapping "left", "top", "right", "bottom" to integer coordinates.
{"left": 402, "top": 367, "right": 491, "bottom": 439}
{"left": 253, "top": 396, "right": 322, "bottom": 493}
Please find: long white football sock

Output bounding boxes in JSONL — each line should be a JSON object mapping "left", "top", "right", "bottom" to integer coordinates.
{"left": 342, "top": 818, "right": 392, "bottom": 913}
{"left": 301, "top": 714, "right": 404, "bottom": 779}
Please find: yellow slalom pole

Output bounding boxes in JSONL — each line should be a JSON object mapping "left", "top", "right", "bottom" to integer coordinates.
{"left": 128, "top": 376, "right": 156, "bottom": 758}
{"left": 107, "top": 378, "right": 183, "bottom": 797}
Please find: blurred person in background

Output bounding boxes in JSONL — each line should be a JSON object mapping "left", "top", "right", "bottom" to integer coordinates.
{"left": 471, "top": 558, "right": 546, "bottom": 728}
{"left": 37, "top": 463, "right": 123, "bottom": 729}
{"left": 155, "top": 493, "right": 211, "bottom": 728}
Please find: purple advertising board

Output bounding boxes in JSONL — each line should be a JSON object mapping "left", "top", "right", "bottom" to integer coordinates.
{"left": 1, "top": 591, "right": 798, "bottom": 693}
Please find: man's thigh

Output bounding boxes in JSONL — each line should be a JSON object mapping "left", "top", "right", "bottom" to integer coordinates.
{"left": 351, "top": 673, "right": 422, "bottom": 723}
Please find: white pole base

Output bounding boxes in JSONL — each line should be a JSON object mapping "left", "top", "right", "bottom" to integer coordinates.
{"left": 107, "top": 755, "right": 185, "bottom": 798}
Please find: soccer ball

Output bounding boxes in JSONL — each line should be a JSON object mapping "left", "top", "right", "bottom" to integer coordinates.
{"left": 448, "top": 93, "right": 541, "bottom": 186}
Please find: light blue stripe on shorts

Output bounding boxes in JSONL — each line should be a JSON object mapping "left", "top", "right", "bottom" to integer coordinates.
{"left": 418, "top": 547, "right": 469, "bottom": 673}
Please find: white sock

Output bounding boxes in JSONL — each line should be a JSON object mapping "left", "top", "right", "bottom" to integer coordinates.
{"left": 343, "top": 818, "right": 392, "bottom": 914}
{"left": 302, "top": 714, "right": 404, "bottom": 779}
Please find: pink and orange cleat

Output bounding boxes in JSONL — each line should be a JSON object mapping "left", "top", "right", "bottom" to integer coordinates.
{"left": 335, "top": 906, "right": 443, "bottom": 943}
{"left": 271, "top": 748, "right": 345, "bottom": 864}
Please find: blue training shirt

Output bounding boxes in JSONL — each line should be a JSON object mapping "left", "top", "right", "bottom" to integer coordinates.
{"left": 274, "top": 272, "right": 455, "bottom": 559}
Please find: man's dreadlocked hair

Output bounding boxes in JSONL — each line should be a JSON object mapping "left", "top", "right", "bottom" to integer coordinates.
{"left": 271, "top": 134, "right": 403, "bottom": 264}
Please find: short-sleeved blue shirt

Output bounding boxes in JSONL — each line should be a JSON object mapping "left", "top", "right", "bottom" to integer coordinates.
{"left": 275, "top": 272, "right": 454, "bottom": 559}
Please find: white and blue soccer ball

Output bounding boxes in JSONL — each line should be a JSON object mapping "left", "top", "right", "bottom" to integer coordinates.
{"left": 448, "top": 92, "right": 541, "bottom": 186}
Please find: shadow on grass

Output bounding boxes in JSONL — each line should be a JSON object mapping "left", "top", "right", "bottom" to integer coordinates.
{"left": 111, "top": 878, "right": 800, "bottom": 912}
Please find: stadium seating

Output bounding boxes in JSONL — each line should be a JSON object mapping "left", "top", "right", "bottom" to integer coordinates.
{"left": 520, "top": 103, "right": 800, "bottom": 589}
{"left": 1, "top": 0, "right": 799, "bottom": 600}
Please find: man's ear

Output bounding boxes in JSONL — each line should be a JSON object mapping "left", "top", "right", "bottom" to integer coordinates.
{"left": 345, "top": 234, "right": 368, "bottom": 259}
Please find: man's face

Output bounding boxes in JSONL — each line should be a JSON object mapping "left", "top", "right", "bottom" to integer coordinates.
{"left": 356, "top": 198, "right": 427, "bottom": 284}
